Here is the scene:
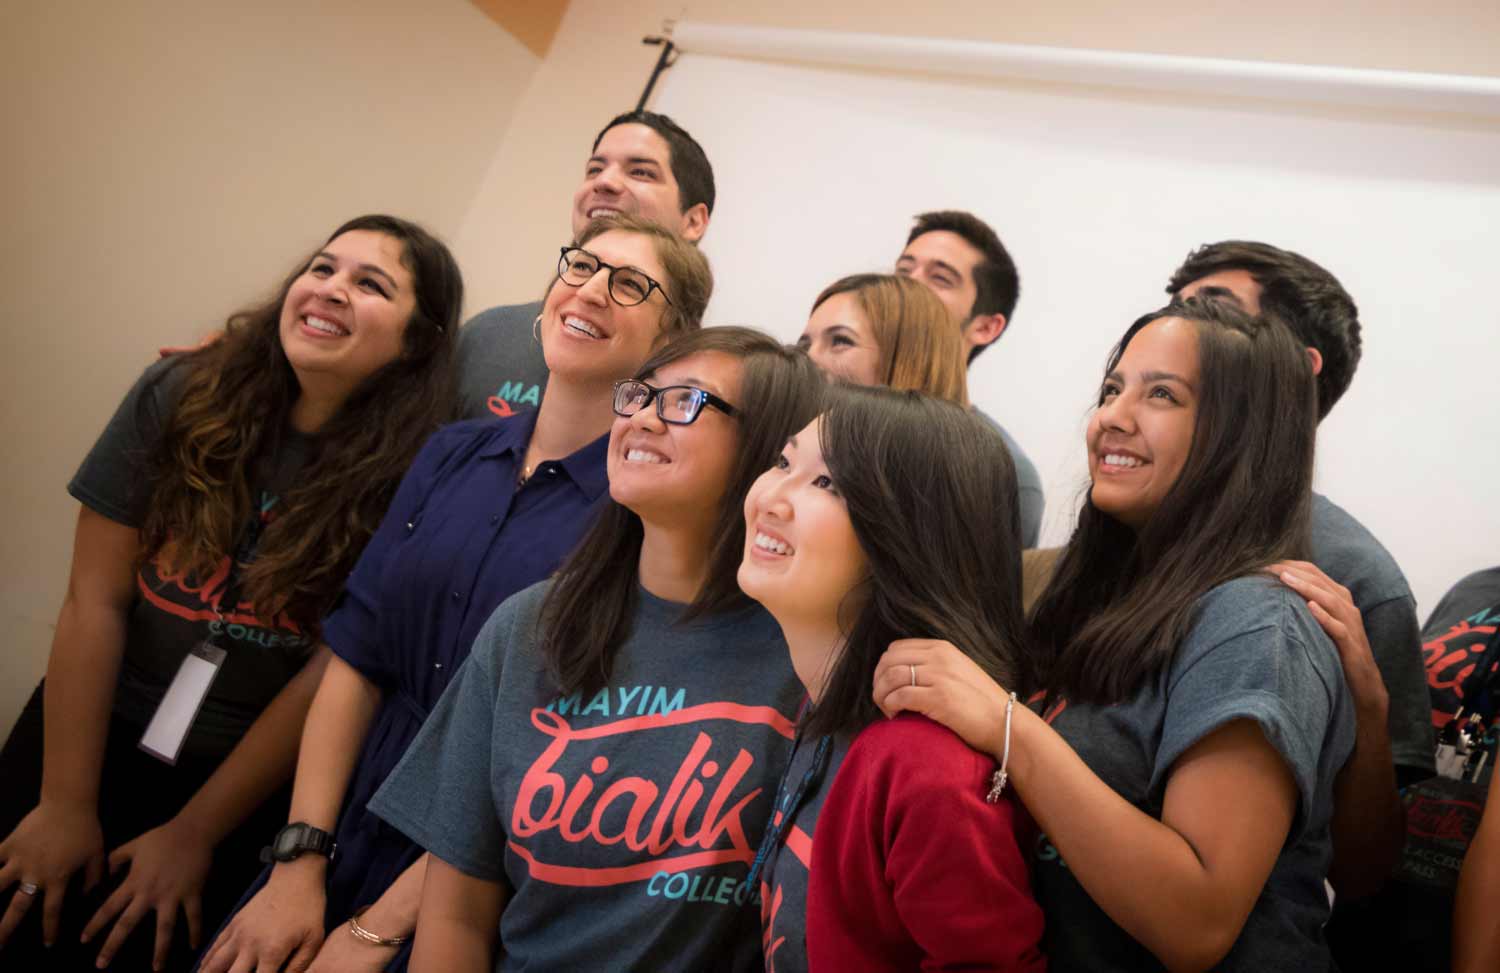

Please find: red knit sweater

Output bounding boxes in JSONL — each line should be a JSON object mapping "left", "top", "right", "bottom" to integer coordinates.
{"left": 807, "top": 714, "right": 1047, "bottom": 972}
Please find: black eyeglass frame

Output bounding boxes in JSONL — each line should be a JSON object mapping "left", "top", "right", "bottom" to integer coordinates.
{"left": 556, "top": 247, "right": 674, "bottom": 308}
{"left": 612, "top": 379, "right": 740, "bottom": 426}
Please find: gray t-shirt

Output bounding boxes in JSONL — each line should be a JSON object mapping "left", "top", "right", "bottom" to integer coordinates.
{"left": 1310, "top": 492, "right": 1435, "bottom": 781}
{"left": 1420, "top": 565, "right": 1500, "bottom": 725}
{"left": 370, "top": 581, "right": 804, "bottom": 972}
{"left": 455, "top": 300, "right": 550, "bottom": 420}
{"left": 1033, "top": 576, "right": 1356, "bottom": 972}
{"left": 973, "top": 407, "right": 1044, "bottom": 549}
{"left": 67, "top": 357, "right": 314, "bottom": 756}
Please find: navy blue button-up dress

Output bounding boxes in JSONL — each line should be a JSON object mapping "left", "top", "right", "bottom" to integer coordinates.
{"left": 217, "top": 411, "right": 608, "bottom": 947}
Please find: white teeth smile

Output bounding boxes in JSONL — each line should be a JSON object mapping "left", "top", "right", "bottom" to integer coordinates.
{"left": 304, "top": 315, "right": 347, "bottom": 336}
{"left": 564, "top": 315, "right": 603, "bottom": 339}
{"left": 1102, "top": 453, "right": 1144, "bottom": 468}
{"left": 754, "top": 532, "right": 793, "bottom": 556}
{"left": 625, "top": 448, "right": 668, "bottom": 464}
{"left": 588, "top": 208, "right": 622, "bottom": 219}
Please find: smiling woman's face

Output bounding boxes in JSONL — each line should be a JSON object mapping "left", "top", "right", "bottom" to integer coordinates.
{"left": 539, "top": 228, "right": 671, "bottom": 387}
{"left": 1087, "top": 317, "right": 1201, "bottom": 529}
{"left": 738, "top": 417, "right": 869, "bottom": 630}
{"left": 277, "top": 229, "right": 415, "bottom": 390}
{"left": 606, "top": 350, "right": 743, "bottom": 528}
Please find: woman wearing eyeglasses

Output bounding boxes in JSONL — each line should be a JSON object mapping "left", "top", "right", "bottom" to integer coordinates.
{"left": 365, "top": 327, "right": 823, "bottom": 972}
{"left": 199, "top": 215, "right": 710, "bottom": 973}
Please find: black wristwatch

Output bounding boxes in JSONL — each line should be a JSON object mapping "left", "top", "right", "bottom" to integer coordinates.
{"left": 260, "top": 822, "right": 337, "bottom": 864}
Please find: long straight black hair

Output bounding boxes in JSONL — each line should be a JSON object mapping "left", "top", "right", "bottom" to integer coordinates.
{"left": 801, "top": 384, "right": 1035, "bottom": 738}
{"left": 1030, "top": 297, "right": 1318, "bottom": 707}
{"left": 540, "top": 327, "right": 824, "bottom": 696}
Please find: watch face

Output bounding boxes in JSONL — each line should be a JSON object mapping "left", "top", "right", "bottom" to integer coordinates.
{"left": 274, "top": 824, "right": 306, "bottom": 858}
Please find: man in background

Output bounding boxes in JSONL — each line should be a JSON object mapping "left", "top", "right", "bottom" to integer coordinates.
{"left": 896, "top": 210, "right": 1044, "bottom": 546}
{"left": 1170, "top": 240, "right": 1433, "bottom": 964}
{"left": 454, "top": 109, "right": 714, "bottom": 420}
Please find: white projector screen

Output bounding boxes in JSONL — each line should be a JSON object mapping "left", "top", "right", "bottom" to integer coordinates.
{"left": 653, "top": 37, "right": 1500, "bottom": 617}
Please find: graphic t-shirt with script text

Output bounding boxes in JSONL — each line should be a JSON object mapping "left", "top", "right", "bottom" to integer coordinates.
{"left": 371, "top": 580, "right": 803, "bottom": 972}
{"left": 67, "top": 357, "right": 314, "bottom": 757}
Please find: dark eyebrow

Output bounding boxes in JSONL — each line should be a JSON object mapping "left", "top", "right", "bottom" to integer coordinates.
{"left": 928, "top": 260, "right": 962, "bottom": 280}
{"left": 785, "top": 434, "right": 799, "bottom": 449}
{"left": 315, "top": 252, "right": 399, "bottom": 291}
{"left": 1142, "top": 370, "right": 1194, "bottom": 389}
{"left": 1189, "top": 285, "right": 1245, "bottom": 308}
{"left": 586, "top": 153, "right": 663, "bottom": 169}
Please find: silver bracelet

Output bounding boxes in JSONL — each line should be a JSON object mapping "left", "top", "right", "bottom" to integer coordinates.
{"left": 348, "top": 907, "right": 410, "bottom": 947}
{"left": 986, "top": 691, "right": 1019, "bottom": 804}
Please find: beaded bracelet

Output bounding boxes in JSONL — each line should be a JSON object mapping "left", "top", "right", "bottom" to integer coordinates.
{"left": 348, "top": 907, "right": 411, "bottom": 947}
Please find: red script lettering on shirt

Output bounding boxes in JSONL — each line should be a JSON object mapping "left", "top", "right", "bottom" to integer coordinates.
{"left": 510, "top": 702, "right": 795, "bottom": 887}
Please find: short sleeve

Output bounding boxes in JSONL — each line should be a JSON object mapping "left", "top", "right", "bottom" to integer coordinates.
{"left": 67, "top": 357, "right": 184, "bottom": 527}
{"left": 1152, "top": 583, "right": 1345, "bottom": 825}
{"left": 320, "top": 425, "right": 466, "bottom": 684}
{"left": 368, "top": 602, "right": 514, "bottom": 881}
{"left": 1361, "top": 593, "right": 1437, "bottom": 780}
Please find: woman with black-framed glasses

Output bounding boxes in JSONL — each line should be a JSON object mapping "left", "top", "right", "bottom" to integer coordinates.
{"left": 368, "top": 328, "right": 826, "bottom": 972}
{"left": 201, "top": 214, "right": 711, "bottom": 973}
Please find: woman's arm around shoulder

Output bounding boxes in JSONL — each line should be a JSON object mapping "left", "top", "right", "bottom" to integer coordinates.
{"left": 875, "top": 636, "right": 1311, "bottom": 973}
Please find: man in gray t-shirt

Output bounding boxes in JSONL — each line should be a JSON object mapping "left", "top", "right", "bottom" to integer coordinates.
{"left": 454, "top": 109, "right": 715, "bottom": 421}
{"left": 894, "top": 210, "right": 1045, "bottom": 547}
{"left": 1169, "top": 241, "right": 1433, "bottom": 917}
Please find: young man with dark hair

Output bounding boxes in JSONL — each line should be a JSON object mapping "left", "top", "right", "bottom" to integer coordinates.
{"left": 1170, "top": 241, "right": 1434, "bottom": 946}
{"left": 895, "top": 210, "right": 1043, "bottom": 547}
{"left": 454, "top": 110, "right": 715, "bottom": 420}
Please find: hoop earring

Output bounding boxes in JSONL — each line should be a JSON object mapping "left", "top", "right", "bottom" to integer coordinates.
{"left": 532, "top": 314, "right": 542, "bottom": 345}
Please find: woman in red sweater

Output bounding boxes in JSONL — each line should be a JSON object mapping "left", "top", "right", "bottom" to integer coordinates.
{"left": 738, "top": 384, "right": 1047, "bottom": 973}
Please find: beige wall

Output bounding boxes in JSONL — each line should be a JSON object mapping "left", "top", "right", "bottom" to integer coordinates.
{"left": 452, "top": 0, "right": 1500, "bottom": 313}
{"left": 0, "top": 1, "right": 539, "bottom": 732}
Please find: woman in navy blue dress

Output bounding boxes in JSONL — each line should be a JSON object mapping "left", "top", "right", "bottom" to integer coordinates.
{"left": 199, "top": 214, "right": 712, "bottom": 973}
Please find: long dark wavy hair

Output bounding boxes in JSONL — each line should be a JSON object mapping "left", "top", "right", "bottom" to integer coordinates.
{"left": 141, "top": 214, "right": 462, "bottom": 634}
{"left": 800, "top": 385, "right": 1034, "bottom": 738}
{"left": 540, "top": 327, "right": 824, "bottom": 697}
{"left": 1030, "top": 297, "right": 1317, "bottom": 707}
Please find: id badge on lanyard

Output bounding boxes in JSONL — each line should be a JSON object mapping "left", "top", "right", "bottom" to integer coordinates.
{"left": 138, "top": 509, "right": 262, "bottom": 765}
{"left": 139, "top": 642, "right": 228, "bottom": 764}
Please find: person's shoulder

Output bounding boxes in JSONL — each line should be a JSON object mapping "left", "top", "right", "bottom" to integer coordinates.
{"left": 972, "top": 407, "right": 1040, "bottom": 483}
{"left": 1185, "top": 575, "right": 1337, "bottom": 680}
{"left": 132, "top": 353, "right": 193, "bottom": 407}
{"left": 425, "top": 414, "right": 527, "bottom": 451}
{"left": 1309, "top": 493, "right": 1412, "bottom": 606}
{"left": 1425, "top": 567, "right": 1500, "bottom": 634}
{"left": 459, "top": 299, "right": 544, "bottom": 337}
{"left": 1191, "top": 575, "right": 1325, "bottom": 652}
{"left": 473, "top": 578, "right": 554, "bottom": 667}
{"left": 848, "top": 713, "right": 987, "bottom": 781}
